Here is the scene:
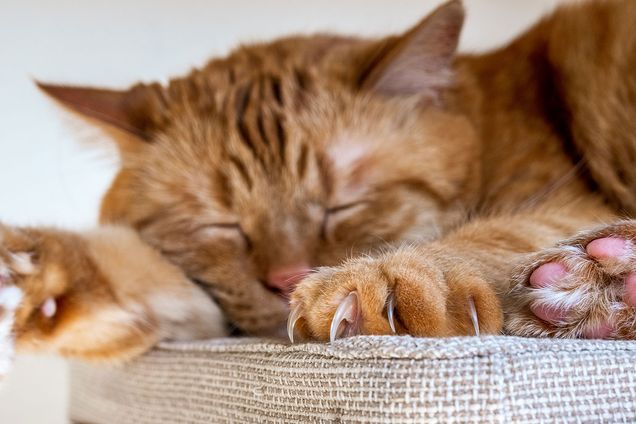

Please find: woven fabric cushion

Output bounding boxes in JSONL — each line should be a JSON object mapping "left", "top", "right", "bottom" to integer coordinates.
{"left": 69, "top": 336, "right": 636, "bottom": 423}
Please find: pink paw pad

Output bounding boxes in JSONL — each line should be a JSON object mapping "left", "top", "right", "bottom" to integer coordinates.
{"left": 530, "top": 303, "right": 570, "bottom": 324}
{"left": 529, "top": 262, "right": 567, "bottom": 288}
{"left": 529, "top": 262, "right": 571, "bottom": 324}
{"left": 582, "top": 321, "right": 614, "bottom": 339}
{"left": 586, "top": 237, "right": 629, "bottom": 260}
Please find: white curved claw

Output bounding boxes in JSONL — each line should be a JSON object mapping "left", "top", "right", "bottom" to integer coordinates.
{"left": 287, "top": 304, "right": 302, "bottom": 344}
{"left": 387, "top": 294, "right": 397, "bottom": 334}
{"left": 468, "top": 296, "right": 480, "bottom": 336}
{"left": 41, "top": 297, "right": 57, "bottom": 318}
{"left": 329, "top": 291, "right": 359, "bottom": 343}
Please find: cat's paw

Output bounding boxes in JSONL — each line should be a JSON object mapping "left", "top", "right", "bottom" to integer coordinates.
{"left": 507, "top": 221, "right": 636, "bottom": 339}
{"left": 288, "top": 248, "right": 502, "bottom": 342}
{"left": 0, "top": 226, "right": 59, "bottom": 351}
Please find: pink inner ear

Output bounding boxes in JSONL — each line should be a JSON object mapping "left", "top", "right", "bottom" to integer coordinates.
{"left": 363, "top": 0, "right": 464, "bottom": 99}
{"left": 37, "top": 82, "right": 130, "bottom": 127}
{"left": 36, "top": 81, "right": 156, "bottom": 140}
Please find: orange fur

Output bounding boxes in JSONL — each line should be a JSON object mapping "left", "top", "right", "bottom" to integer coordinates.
{"left": 1, "top": 0, "right": 636, "bottom": 360}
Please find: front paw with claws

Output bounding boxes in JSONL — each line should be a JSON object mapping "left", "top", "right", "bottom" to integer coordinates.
{"left": 288, "top": 248, "right": 503, "bottom": 342}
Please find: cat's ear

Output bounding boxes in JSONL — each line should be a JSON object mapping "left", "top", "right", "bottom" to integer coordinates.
{"left": 359, "top": 0, "right": 464, "bottom": 99}
{"left": 36, "top": 81, "right": 166, "bottom": 143}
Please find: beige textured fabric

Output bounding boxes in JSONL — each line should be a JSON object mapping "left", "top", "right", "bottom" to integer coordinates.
{"left": 69, "top": 336, "right": 636, "bottom": 423}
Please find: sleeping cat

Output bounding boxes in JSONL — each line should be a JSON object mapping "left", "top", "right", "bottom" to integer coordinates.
{"left": 1, "top": 0, "right": 635, "bottom": 366}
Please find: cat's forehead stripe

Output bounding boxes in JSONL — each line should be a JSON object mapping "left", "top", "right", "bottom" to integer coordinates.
{"left": 228, "top": 70, "right": 302, "bottom": 169}
{"left": 297, "top": 144, "right": 309, "bottom": 180}
{"left": 228, "top": 155, "right": 253, "bottom": 190}
{"left": 234, "top": 82, "right": 259, "bottom": 160}
{"left": 256, "top": 112, "right": 270, "bottom": 147}
{"left": 270, "top": 75, "right": 283, "bottom": 107}
{"left": 275, "top": 114, "right": 287, "bottom": 163}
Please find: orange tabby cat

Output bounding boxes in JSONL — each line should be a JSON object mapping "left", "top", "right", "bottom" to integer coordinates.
{"left": 0, "top": 0, "right": 635, "bottom": 368}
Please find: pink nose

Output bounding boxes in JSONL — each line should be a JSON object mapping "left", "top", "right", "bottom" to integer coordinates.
{"left": 266, "top": 264, "right": 311, "bottom": 292}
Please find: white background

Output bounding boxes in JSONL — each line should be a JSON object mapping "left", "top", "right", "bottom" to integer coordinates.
{"left": 0, "top": 1, "right": 562, "bottom": 422}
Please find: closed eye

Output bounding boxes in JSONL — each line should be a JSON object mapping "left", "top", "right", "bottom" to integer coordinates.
{"left": 320, "top": 201, "right": 369, "bottom": 240}
{"left": 198, "top": 223, "right": 253, "bottom": 251}
{"left": 326, "top": 201, "right": 369, "bottom": 215}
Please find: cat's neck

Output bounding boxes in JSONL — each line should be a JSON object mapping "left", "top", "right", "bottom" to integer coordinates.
{"left": 447, "top": 21, "right": 584, "bottom": 211}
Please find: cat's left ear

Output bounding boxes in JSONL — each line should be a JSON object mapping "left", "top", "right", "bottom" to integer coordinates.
{"left": 36, "top": 81, "right": 166, "bottom": 144}
{"left": 359, "top": 0, "right": 464, "bottom": 100}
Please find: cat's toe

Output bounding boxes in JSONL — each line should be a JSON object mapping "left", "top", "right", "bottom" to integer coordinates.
{"left": 530, "top": 303, "right": 572, "bottom": 324}
{"left": 329, "top": 291, "right": 361, "bottom": 342}
{"left": 529, "top": 262, "right": 568, "bottom": 288}
{"left": 582, "top": 320, "right": 614, "bottom": 339}
{"left": 585, "top": 236, "right": 630, "bottom": 260}
{"left": 326, "top": 291, "right": 397, "bottom": 341}
{"left": 624, "top": 273, "right": 636, "bottom": 306}
{"left": 528, "top": 262, "right": 575, "bottom": 323}
{"left": 288, "top": 259, "right": 415, "bottom": 342}
{"left": 287, "top": 291, "right": 366, "bottom": 343}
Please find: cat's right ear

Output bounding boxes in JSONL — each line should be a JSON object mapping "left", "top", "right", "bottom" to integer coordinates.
{"left": 358, "top": 0, "right": 464, "bottom": 101}
{"left": 36, "top": 81, "right": 166, "bottom": 151}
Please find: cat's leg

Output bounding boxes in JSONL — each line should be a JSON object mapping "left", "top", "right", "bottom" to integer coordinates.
{"left": 0, "top": 224, "right": 224, "bottom": 377}
{"left": 507, "top": 220, "right": 636, "bottom": 339}
{"left": 288, "top": 207, "right": 608, "bottom": 342}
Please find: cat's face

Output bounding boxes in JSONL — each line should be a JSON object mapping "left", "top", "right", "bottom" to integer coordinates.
{"left": 39, "top": 1, "right": 477, "bottom": 335}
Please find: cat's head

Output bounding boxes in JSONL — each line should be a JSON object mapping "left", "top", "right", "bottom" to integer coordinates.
{"left": 38, "top": 0, "right": 479, "bottom": 335}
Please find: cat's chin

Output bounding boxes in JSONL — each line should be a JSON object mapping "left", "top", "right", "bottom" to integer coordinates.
{"left": 191, "top": 277, "right": 292, "bottom": 338}
{"left": 263, "top": 285, "right": 294, "bottom": 304}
